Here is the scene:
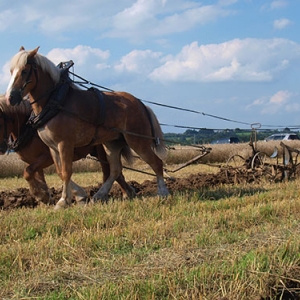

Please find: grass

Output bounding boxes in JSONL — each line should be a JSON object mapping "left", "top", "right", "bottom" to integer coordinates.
{"left": 1, "top": 177, "right": 300, "bottom": 299}
{"left": 1, "top": 142, "right": 300, "bottom": 299}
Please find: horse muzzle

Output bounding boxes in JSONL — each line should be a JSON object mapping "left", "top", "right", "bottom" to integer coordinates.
{"left": 7, "top": 89, "right": 23, "bottom": 106}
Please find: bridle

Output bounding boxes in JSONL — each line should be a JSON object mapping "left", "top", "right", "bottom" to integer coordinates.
{"left": 19, "top": 59, "right": 58, "bottom": 106}
{"left": 19, "top": 59, "right": 39, "bottom": 98}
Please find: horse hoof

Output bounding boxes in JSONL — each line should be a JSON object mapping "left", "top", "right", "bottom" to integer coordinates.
{"left": 92, "top": 191, "right": 109, "bottom": 203}
{"left": 54, "top": 204, "right": 64, "bottom": 210}
{"left": 158, "top": 190, "right": 169, "bottom": 198}
{"left": 92, "top": 196, "right": 109, "bottom": 204}
{"left": 127, "top": 187, "right": 137, "bottom": 199}
{"left": 77, "top": 198, "right": 90, "bottom": 206}
{"left": 54, "top": 198, "right": 68, "bottom": 210}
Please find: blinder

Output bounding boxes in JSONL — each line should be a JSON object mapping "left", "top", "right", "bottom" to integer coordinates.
{"left": 19, "top": 59, "right": 38, "bottom": 97}
{"left": 9, "top": 59, "right": 39, "bottom": 106}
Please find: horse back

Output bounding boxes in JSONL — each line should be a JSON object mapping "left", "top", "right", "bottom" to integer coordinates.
{"left": 102, "top": 91, "right": 151, "bottom": 131}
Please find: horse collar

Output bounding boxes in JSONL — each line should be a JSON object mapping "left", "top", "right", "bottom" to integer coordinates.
{"left": 28, "top": 72, "right": 71, "bottom": 129}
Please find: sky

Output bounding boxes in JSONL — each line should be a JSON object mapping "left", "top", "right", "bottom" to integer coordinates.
{"left": 1, "top": 0, "right": 300, "bottom": 133}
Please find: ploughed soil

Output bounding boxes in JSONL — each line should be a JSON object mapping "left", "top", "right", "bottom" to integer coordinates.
{"left": 0, "top": 165, "right": 297, "bottom": 210}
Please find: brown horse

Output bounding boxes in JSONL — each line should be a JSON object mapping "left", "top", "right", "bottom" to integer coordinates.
{"left": 0, "top": 94, "right": 135, "bottom": 205}
{"left": 6, "top": 47, "right": 168, "bottom": 209}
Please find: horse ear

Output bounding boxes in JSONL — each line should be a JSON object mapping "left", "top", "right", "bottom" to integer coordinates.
{"left": 19, "top": 46, "right": 25, "bottom": 51}
{"left": 28, "top": 46, "right": 40, "bottom": 59}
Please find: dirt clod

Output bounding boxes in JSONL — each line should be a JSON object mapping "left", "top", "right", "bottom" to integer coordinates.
{"left": 0, "top": 167, "right": 282, "bottom": 210}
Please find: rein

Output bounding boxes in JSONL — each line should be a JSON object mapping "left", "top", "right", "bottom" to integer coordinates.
{"left": 20, "top": 60, "right": 39, "bottom": 98}
{"left": 109, "top": 127, "right": 160, "bottom": 144}
{"left": 26, "top": 62, "right": 160, "bottom": 145}
{"left": 7, "top": 124, "right": 35, "bottom": 152}
{"left": 66, "top": 70, "right": 160, "bottom": 144}
{"left": 28, "top": 69, "right": 72, "bottom": 129}
{"left": 29, "top": 86, "right": 56, "bottom": 105}
{"left": 27, "top": 60, "right": 57, "bottom": 106}
{"left": 0, "top": 108, "right": 36, "bottom": 152}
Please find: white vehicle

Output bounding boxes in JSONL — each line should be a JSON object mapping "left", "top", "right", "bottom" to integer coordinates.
{"left": 264, "top": 133, "right": 299, "bottom": 141}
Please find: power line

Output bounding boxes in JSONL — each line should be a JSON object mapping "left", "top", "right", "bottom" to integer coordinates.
{"left": 67, "top": 70, "right": 300, "bottom": 131}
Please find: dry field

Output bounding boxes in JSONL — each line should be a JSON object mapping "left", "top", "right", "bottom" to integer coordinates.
{"left": 0, "top": 141, "right": 300, "bottom": 299}
{"left": 1, "top": 140, "right": 299, "bottom": 180}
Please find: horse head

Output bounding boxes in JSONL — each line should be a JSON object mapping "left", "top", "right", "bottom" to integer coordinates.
{"left": 6, "top": 46, "right": 40, "bottom": 106}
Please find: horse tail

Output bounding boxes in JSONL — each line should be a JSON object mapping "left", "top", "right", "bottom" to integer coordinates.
{"left": 146, "top": 106, "right": 167, "bottom": 161}
{"left": 121, "top": 145, "right": 134, "bottom": 165}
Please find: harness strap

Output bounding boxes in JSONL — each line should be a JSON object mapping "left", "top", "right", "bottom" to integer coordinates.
{"left": 80, "top": 88, "right": 106, "bottom": 147}
{"left": 7, "top": 124, "right": 36, "bottom": 152}
{"left": 88, "top": 87, "right": 105, "bottom": 126}
{"left": 109, "top": 127, "right": 157, "bottom": 141}
{"left": 28, "top": 72, "right": 71, "bottom": 129}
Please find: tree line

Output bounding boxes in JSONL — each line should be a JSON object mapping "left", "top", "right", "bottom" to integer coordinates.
{"left": 163, "top": 128, "right": 298, "bottom": 145}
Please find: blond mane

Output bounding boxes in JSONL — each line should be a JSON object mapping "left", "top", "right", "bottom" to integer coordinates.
{"left": 10, "top": 49, "right": 61, "bottom": 85}
{"left": 0, "top": 94, "right": 31, "bottom": 117}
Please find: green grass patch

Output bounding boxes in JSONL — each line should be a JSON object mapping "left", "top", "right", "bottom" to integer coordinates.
{"left": 1, "top": 179, "right": 300, "bottom": 299}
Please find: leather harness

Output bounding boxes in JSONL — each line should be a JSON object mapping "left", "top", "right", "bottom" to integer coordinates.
{"left": 28, "top": 65, "right": 106, "bottom": 130}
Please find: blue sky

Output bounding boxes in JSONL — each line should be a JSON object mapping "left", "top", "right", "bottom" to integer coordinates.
{"left": 1, "top": 0, "right": 300, "bottom": 133}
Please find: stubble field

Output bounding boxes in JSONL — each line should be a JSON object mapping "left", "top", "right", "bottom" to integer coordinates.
{"left": 0, "top": 141, "right": 300, "bottom": 299}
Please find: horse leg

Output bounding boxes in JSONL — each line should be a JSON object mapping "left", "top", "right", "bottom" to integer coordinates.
{"left": 50, "top": 145, "right": 77, "bottom": 210}
{"left": 96, "top": 144, "right": 135, "bottom": 199}
{"left": 93, "top": 141, "right": 123, "bottom": 202}
{"left": 116, "top": 173, "right": 136, "bottom": 199}
{"left": 125, "top": 137, "right": 169, "bottom": 197}
{"left": 70, "top": 180, "right": 89, "bottom": 205}
{"left": 23, "top": 165, "right": 51, "bottom": 204}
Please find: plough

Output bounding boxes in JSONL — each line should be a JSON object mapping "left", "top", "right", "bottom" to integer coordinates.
{"left": 225, "top": 124, "right": 300, "bottom": 183}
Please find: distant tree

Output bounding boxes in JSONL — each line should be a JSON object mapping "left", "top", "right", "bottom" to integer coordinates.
{"left": 184, "top": 129, "right": 198, "bottom": 135}
{"left": 199, "top": 129, "right": 214, "bottom": 135}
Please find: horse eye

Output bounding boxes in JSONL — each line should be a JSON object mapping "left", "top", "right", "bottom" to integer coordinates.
{"left": 21, "top": 69, "right": 28, "bottom": 76}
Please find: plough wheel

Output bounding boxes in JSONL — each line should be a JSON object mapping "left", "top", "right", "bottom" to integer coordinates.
{"left": 225, "top": 154, "right": 246, "bottom": 184}
{"left": 251, "top": 152, "right": 268, "bottom": 169}
{"left": 226, "top": 154, "right": 245, "bottom": 168}
{"left": 251, "top": 151, "right": 277, "bottom": 180}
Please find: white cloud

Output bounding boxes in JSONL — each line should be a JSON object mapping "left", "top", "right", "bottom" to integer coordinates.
{"left": 249, "top": 90, "right": 298, "bottom": 116}
{"left": 149, "top": 38, "right": 300, "bottom": 83}
{"left": 115, "top": 49, "right": 163, "bottom": 74}
{"left": 270, "top": 90, "right": 291, "bottom": 104}
{"left": 152, "top": 4, "right": 233, "bottom": 35}
{"left": 47, "top": 45, "right": 110, "bottom": 66}
{"left": 45, "top": 46, "right": 111, "bottom": 82}
{"left": 0, "top": 0, "right": 129, "bottom": 35}
{"left": 0, "top": 61, "right": 10, "bottom": 92}
{"left": 273, "top": 18, "right": 291, "bottom": 30}
{"left": 261, "top": 90, "right": 293, "bottom": 114}
{"left": 270, "top": 0, "right": 288, "bottom": 10}
{"left": 247, "top": 90, "right": 300, "bottom": 115}
{"left": 261, "top": 0, "right": 288, "bottom": 11}
{"left": 0, "top": 9, "right": 16, "bottom": 32}
{"left": 107, "top": 0, "right": 235, "bottom": 40}
{"left": 218, "top": 0, "right": 238, "bottom": 6}
{"left": 285, "top": 102, "right": 300, "bottom": 113}
{"left": 0, "top": 0, "right": 236, "bottom": 41}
